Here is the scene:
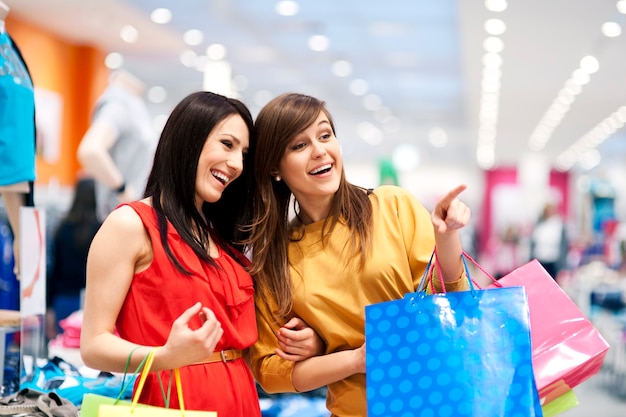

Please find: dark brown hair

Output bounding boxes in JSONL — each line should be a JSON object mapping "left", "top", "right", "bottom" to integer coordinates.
{"left": 144, "top": 91, "right": 255, "bottom": 272}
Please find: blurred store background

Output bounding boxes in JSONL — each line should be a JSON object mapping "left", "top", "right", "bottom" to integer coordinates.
{"left": 1, "top": 0, "right": 626, "bottom": 414}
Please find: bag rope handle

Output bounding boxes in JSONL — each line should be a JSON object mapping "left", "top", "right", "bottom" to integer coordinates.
{"left": 131, "top": 348, "right": 188, "bottom": 416}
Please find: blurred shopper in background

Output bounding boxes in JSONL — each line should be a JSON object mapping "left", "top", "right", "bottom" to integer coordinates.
{"left": 77, "top": 69, "right": 157, "bottom": 222}
{"left": 46, "top": 177, "right": 100, "bottom": 340}
{"left": 530, "top": 202, "right": 568, "bottom": 280}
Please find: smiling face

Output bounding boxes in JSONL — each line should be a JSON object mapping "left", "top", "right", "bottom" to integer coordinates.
{"left": 276, "top": 111, "right": 343, "bottom": 216}
{"left": 195, "top": 114, "right": 250, "bottom": 210}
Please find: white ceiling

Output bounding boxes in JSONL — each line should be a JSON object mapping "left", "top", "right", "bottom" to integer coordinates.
{"left": 7, "top": 0, "right": 626, "bottom": 170}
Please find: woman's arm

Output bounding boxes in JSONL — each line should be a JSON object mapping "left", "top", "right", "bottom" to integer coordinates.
{"left": 290, "top": 344, "right": 365, "bottom": 392}
{"left": 80, "top": 205, "right": 224, "bottom": 372}
{"left": 274, "top": 317, "right": 326, "bottom": 361}
{"left": 80, "top": 205, "right": 151, "bottom": 371}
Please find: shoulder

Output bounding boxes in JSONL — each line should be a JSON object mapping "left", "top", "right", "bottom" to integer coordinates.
{"left": 371, "top": 185, "right": 421, "bottom": 206}
{"left": 98, "top": 204, "right": 146, "bottom": 239}
{"left": 370, "top": 185, "right": 429, "bottom": 219}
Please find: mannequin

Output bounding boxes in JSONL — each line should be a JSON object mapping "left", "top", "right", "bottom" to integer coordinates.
{"left": 77, "top": 69, "right": 157, "bottom": 221}
{"left": 0, "top": 0, "right": 37, "bottom": 278}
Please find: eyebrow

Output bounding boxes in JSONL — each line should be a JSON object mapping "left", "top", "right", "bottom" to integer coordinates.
{"left": 318, "top": 120, "right": 331, "bottom": 127}
{"left": 223, "top": 133, "right": 243, "bottom": 144}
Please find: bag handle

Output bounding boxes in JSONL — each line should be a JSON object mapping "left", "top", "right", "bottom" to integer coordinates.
{"left": 131, "top": 348, "right": 188, "bottom": 414}
{"left": 114, "top": 346, "right": 151, "bottom": 404}
{"left": 417, "top": 248, "right": 478, "bottom": 294}
{"left": 461, "top": 251, "right": 502, "bottom": 288}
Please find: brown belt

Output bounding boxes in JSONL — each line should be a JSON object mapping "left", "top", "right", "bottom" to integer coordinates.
{"left": 198, "top": 349, "right": 243, "bottom": 364}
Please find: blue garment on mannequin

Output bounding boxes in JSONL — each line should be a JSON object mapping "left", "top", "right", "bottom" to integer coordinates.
{"left": 0, "top": 31, "right": 36, "bottom": 186}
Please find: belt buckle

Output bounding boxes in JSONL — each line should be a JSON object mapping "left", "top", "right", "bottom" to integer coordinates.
{"left": 220, "top": 350, "right": 227, "bottom": 363}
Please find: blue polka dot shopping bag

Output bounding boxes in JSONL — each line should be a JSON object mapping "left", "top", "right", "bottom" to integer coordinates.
{"left": 365, "top": 254, "right": 543, "bottom": 417}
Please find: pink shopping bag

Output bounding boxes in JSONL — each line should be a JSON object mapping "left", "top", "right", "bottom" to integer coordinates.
{"left": 476, "top": 257, "right": 610, "bottom": 403}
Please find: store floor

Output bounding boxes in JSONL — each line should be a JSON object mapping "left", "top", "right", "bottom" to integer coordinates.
{"left": 561, "top": 372, "right": 626, "bottom": 417}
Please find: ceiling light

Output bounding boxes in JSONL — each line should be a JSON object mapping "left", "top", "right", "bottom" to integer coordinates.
{"left": 579, "top": 149, "right": 601, "bottom": 171}
{"left": 392, "top": 144, "right": 420, "bottom": 171}
{"left": 206, "top": 44, "right": 227, "bottom": 60}
{"left": 555, "top": 106, "right": 625, "bottom": 170}
{"left": 104, "top": 52, "right": 124, "bottom": 69}
{"left": 484, "top": 19, "right": 507, "bottom": 35}
{"left": 617, "top": 0, "right": 626, "bottom": 14}
{"left": 428, "top": 127, "right": 448, "bottom": 148}
{"left": 179, "top": 50, "right": 198, "bottom": 68}
{"left": 571, "top": 69, "right": 590, "bottom": 85}
{"left": 362, "top": 94, "right": 382, "bottom": 111}
{"left": 349, "top": 79, "right": 369, "bottom": 96}
{"left": 483, "top": 36, "right": 504, "bottom": 53}
{"left": 308, "top": 35, "right": 329, "bottom": 51}
{"left": 482, "top": 53, "right": 503, "bottom": 68}
{"left": 601, "top": 21, "right": 622, "bottom": 37}
{"left": 184, "top": 29, "right": 204, "bottom": 46}
{"left": 151, "top": 8, "right": 172, "bottom": 24}
{"left": 580, "top": 56, "right": 599, "bottom": 74}
{"left": 485, "top": 0, "right": 508, "bottom": 12}
{"left": 275, "top": 0, "right": 299, "bottom": 16}
{"left": 147, "top": 86, "right": 167, "bottom": 104}
{"left": 120, "top": 25, "right": 138, "bottom": 43}
{"left": 332, "top": 60, "right": 352, "bottom": 77}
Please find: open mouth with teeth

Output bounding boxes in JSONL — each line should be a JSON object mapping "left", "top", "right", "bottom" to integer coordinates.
{"left": 212, "top": 170, "right": 230, "bottom": 185}
{"left": 309, "top": 164, "right": 332, "bottom": 175}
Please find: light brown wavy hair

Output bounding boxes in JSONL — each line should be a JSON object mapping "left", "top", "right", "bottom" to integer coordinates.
{"left": 243, "top": 93, "right": 373, "bottom": 319}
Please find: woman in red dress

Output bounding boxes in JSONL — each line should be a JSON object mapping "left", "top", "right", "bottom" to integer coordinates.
{"left": 80, "top": 91, "right": 321, "bottom": 416}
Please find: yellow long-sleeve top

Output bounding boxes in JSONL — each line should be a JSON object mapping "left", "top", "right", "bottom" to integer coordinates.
{"left": 250, "top": 185, "right": 466, "bottom": 417}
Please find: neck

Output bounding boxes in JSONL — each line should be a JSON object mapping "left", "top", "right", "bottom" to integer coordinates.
{"left": 296, "top": 199, "right": 332, "bottom": 225}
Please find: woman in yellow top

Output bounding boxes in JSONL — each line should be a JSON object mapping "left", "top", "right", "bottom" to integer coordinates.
{"left": 246, "top": 93, "right": 471, "bottom": 417}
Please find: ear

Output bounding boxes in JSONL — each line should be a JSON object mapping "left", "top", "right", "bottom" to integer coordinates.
{"left": 270, "top": 168, "right": 280, "bottom": 176}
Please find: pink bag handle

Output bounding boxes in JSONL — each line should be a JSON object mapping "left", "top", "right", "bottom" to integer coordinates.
{"left": 461, "top": 251, "right": 502, "bottom": 289}
{"left": 419, "top": 248, "right": 481, "bottom": 294}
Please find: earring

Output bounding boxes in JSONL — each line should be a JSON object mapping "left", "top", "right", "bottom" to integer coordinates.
{"left": 274, "top": 175, "right": 281, "bottom": 182}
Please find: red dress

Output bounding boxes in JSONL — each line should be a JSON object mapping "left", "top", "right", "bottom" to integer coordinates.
{"left": 116, "top": 202, "right": 261, "bottom": 416}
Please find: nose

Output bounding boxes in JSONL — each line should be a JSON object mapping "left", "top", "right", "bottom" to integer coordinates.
{"left": 226, "top": 152, "right": 244, "bottom": 174}
{"left": 311, "top": 141, "right": 327, "bottom": 159}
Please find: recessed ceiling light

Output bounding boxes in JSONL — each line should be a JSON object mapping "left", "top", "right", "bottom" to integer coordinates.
{"left": 147, "top": 86, "right": 167, "bottom": 104}
{"left": 601, "top": 21, "right": 622, "bottom": 37}
{"left": 428, "top": 127, "right": 448, "bottom": 148}
{"left": 580, "top": 56, "right": 599, "bottom": 74}
{"left": 485, "top": 0, "right": 508, "bottom": 12}
{"left": 104, "top": 52, "right": 124, "bottom": 69}
{"left": 332, "top": 60, "right": 352, "bottom": 77}
{"left": 120, "top": 25, "right": 138, "bottom": 43}
{"left": 151, "top": 8, "right": 172, "bottom": 24}
{"left": 275, "top": 0, "right": 299, "bottom": 16}
{"left": 308, "top": 35, "right": 329, "bottom": 52}
{"left": 184, "top": 29, "right": 204, "bottom": 46}
{"left": 349, "top": 79, "right": 369, "bottom": 96}
{"left": 206, "top": 44, "right": 227, "bottom": 60}
{"left": 484, "top": 19, "right": 506, "bottom": 35}
{"left": 179, "top": 50, "right": 198, "bottom": 68}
